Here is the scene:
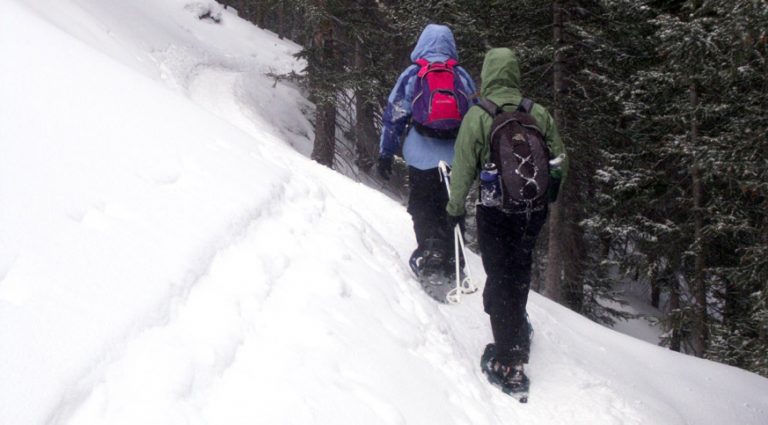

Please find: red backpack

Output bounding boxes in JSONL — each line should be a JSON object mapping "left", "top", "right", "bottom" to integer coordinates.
{"left": 410, "top": 58, "right": 471, "bottom": 139}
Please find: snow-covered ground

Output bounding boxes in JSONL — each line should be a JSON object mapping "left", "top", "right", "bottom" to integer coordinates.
{"left": 607, "top": 283, "right": 665, "bottom": 345}
{"left": 1, "top": 1, "right": 767, "bottom": 424}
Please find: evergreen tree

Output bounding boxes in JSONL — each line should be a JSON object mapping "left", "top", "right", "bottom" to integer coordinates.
{"left": 697, "top": 0, "right": 768, "bottom": 375}
{"left": 607, "top": 0, "right": 768, "bottom": 373}
{"left": 611, "top": 0, "right": 725, "bottom": 355}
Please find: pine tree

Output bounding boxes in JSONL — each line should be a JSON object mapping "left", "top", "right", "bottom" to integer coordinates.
{"left": 607, "top": 0, "right": 768, "bottom": 373}
{"left": 609, "top": 0, "right": 723, "bottom": 355}
{"left": 697, "top": 0, "right": 768, "bottom": 375}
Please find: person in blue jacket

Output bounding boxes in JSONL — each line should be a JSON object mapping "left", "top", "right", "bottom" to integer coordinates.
{"left": 377, "top": 24, "right": 477, "bottom": 277}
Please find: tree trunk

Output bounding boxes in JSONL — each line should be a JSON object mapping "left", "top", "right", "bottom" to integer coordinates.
{"left": 309, "top": 4, "right": 336, "bottom": 168}
{"left": 670, "top": 277, "right": 682, "bottom": 352}
{"left": 651, "top": 280, "right": 661, "bottom": 309}
{"left": 544, "top": 0, "right": 565, "bottom": 303}
{"left": 690, "top": 82, "right": 707, "bottom": 356}
{"left": 254, "top": 1, "right": 264, "bottom": 28}
{"left": 276, "top": 1, "right": 285, "bottom": 39}
{"left": 313, "top": 101, "right": 337, "bottom": 167}
{"left": 563, "top": 223, "right": 585, "bottom": 312}
{"left": 354, "top": 39, "right": 379, "bottom": 173}
{"left": 256, "top": 0, "right": 266, "bottom": 28}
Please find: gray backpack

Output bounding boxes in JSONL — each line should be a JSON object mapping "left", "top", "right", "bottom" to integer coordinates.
{"left": 477, "top": 98, "right": 551, "bottom": 211}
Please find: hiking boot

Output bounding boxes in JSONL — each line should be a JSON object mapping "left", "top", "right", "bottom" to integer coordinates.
{"left": 421, "top": 238, "right": 447, "bottom": 274}
{"left": 411, "top": 246, "right": 450, "bottom": 286}
{"left": 422, "top": 248, "right": 445, "bottom": 272}
{"left": 480, "top": 343, "right": 530, "bottom": 401}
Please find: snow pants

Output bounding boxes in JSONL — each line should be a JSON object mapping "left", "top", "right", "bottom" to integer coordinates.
{"left": 476, "top": 205, "right": 547, "bottom": 365}
{"left": 407, "top": 166, "right": 452, "bottom": 257}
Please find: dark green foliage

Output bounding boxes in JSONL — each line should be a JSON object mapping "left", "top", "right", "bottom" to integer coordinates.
{"left": 605, "top": 0, "right": 768, "bottom": 371}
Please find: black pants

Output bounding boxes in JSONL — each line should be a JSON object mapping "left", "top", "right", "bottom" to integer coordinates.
{"left": 407, "top": 166, "right": 451, "bottom": 256}
{"left": 477, "top": 205, "right": 547, "bottom": 365}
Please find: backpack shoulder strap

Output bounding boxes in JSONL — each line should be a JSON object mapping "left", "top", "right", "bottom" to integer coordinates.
{"left": 477, "top": 99, "right": 502, "bottom": 117}
{"left": 517, "top": 98, "right": 534, "bottom": 114}
{"left": 414, "top": 58, "right": 430, "bottom": 77}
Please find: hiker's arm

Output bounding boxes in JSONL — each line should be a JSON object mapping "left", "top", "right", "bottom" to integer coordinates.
{"left": 447, "top": 108, "right": 484, "bottom": 216}
{"left": 457, "top": 67, "right": 479, "bottom": 104}
{"left": 380, "top": 66, "right": 417, "bottom": 158}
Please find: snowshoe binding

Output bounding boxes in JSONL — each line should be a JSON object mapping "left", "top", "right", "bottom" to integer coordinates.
{"left": 480, "top": 343, "right": 529, "bottom": 403}
{"left": 409, "top": 242, "right": 457, "bottom": 303}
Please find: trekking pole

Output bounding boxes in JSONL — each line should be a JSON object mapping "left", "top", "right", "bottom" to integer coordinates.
{"left": 438, "top": 161, "right": 478, "bottom": 304}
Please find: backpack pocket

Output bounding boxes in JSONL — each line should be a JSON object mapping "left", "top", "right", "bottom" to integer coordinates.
{"left": 428, "top": 90, "right": 461, "bottom": 123}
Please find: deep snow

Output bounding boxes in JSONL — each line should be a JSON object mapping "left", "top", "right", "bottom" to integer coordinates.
{"left": 1, "top": 1, "right": 767, "bottom": 424}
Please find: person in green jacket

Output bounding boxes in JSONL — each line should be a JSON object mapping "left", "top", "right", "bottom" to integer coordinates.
{"left": 446, "top": 48, "right": 568, "bottom": 397}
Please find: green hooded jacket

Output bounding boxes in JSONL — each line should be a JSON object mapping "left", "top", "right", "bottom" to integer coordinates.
{"left": 446, "top": 48, "right": 569, "bottom": 216}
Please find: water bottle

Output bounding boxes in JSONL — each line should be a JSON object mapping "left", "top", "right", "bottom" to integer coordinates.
{"left": 548, "top": 154, "right": 565, "bottom": 203}
{"left": 479, "top": 162, "right": 502, "bottom": 207}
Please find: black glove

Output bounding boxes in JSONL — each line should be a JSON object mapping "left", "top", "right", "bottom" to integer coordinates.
{"left": 378, "top": 155, "right": 393, "bottom": 180}
{"left": 446, "top": 214, "right": 465, "bottom": 232}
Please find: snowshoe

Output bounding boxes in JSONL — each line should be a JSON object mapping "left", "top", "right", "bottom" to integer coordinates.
{"left": 410, "top": 238, "right": 475, "bottom": 304}
{"left": 409, "top": 245, "right": 457, "bottom": 303}
{"left": 480, "top": 343, "right": 529, "bottom": 403}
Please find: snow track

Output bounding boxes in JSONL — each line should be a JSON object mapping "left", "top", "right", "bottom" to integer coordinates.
{"left": 55, "top": 168, "right": 493, "bottom": 424}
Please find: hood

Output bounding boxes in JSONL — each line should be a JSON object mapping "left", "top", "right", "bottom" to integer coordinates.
{"left": 409, "top": 24, "right": 458, "bottom": 63}
{"left": 480, "top": 48, "right": 522, "bottom": 100}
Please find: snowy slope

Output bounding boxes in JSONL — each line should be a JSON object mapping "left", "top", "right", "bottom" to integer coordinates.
{"left": 1, "top": 1, "right": 767, "bottom": 424}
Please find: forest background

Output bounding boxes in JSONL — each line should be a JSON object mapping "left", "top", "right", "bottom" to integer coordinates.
{"left": 221, "top": 0, "right": 767, "bottom": 377}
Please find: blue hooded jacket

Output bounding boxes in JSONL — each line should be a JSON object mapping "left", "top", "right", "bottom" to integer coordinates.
{"left": 379, "top": 24, "right": 477, "bottom": 170}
